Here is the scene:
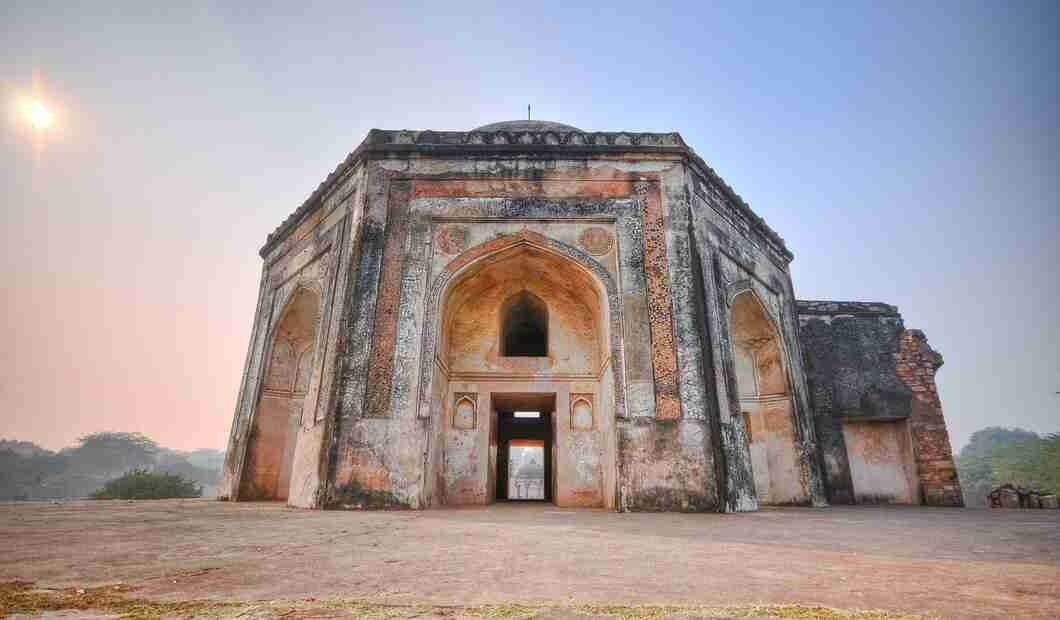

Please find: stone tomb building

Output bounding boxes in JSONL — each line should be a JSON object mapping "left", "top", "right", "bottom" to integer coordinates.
{"left": 221, "top": 120, "right": 963, "bottom": 511}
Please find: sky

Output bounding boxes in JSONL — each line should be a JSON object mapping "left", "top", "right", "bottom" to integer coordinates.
{"left": 1, "top": 1, "right": 1056, "bottom": 452}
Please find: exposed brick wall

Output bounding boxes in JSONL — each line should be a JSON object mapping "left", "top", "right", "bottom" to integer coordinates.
{"left": 895, "top": 329, "right": 964, "bottom": 507}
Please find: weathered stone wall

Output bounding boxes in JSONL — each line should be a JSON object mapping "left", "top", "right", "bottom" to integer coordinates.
{"left": 686, "top": 166, "right": 826, "bottom": 509}
{"left": 797, "top": 301, "right": 963, "bottom": 506}
{"left": 321, "top": 145, "right": 723, "bottom": 511}
{"left": 797, "top": 301, "right": 906, "bottom": 504}
{"left": 222, "top": 162, "right": 364, "bottom": 508}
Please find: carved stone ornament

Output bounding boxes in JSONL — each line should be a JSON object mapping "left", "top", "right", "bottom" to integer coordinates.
{"left": 578, "top": 227, "right": 614, "bottom": 256}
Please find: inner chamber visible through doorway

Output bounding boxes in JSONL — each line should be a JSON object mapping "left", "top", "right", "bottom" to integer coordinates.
{"left": 494, "top": 393, "right": 555, "bottom": 502}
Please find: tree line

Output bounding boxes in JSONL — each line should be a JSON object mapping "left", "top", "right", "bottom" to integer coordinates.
{"left": 956, "top": 427, "right": 1060, "bottom": 508}
{"left": 0, "top": 432, "right": 223, "bottom": 501}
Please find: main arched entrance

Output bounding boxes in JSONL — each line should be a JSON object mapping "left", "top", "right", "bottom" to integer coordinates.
{"left": 423, "top": 234, "right": 620, "bottom": 509}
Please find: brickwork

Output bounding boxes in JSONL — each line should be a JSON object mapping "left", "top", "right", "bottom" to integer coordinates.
{"left": 895, "top": 329, "right": 964, "bottom": 506}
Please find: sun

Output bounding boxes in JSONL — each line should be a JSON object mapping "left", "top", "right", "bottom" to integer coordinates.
{"left": 19, "top": 98, "right": 55, "bottom": 130}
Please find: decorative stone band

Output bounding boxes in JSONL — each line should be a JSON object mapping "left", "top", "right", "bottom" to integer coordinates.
{"left": 637, "top": 181, "right": 681, "bottom": 420}
{"left": 362, "top": 179, "right": 412, "bottom": 419}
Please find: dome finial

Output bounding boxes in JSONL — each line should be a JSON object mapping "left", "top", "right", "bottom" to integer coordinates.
{"left": 473, "top": 119, "right": 583, "bottom": 132}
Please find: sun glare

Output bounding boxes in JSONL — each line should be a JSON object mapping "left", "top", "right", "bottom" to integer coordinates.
{"left": 19, "top": 98, "right": 54, "bottom": 130}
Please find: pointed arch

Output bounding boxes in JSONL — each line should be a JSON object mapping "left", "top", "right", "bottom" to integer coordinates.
{"left": 728, "top": 288, "right": 804, "bottom": 505}
{"left": 728, "top": 289, "right": 789, "bottom": 398}
{"left": 415, "top": 231, "right": 626, "bottom": 420}
{"left": 241, "top": 284, "right": 322, "bottom": 501}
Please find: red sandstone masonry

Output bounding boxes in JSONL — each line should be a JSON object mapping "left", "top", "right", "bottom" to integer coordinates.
{"left": 638, "top": 181, "right": 681, "bottom": 420}
{"left": 363, "top": 179, "right": 412, "bottom": 418}
{"left": 895, "top": 329, "right": 963, "bottom": 506}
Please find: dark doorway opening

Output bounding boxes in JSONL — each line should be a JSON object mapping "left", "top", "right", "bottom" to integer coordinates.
{"left": 493, "top": 393, "right": 555, "bottom": 502}
{"left": 500, "top": 291, "right": 548, "bottom": 357}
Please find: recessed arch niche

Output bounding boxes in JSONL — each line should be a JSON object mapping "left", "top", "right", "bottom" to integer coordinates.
{"left": 729, "top": 290, "right": 804, "bottom": 505}
{"left": 241, "top": 285, "right": 320, "bottom": 501}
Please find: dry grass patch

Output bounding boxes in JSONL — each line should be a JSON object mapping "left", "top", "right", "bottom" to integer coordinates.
{"left": 0, "top": 582, "right": 931, "bottom": 620}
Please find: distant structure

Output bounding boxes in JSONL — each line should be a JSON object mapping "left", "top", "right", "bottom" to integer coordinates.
{"left": 221, "top": 120, "right": 963, "bottom": 511}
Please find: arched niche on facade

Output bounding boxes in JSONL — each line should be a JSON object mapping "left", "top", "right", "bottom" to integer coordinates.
{"left": 241, "top": 285, "right": 320, "bottom": 501}
{"left": 728, "top": 289, "right": 803, "bottom": 505}
{"left": 571, "top": 396, "right": 594, "bottom": 431}
{"left": 730, "top": 291, "right": 787, "bottom": 398}
{"left": 441, "top": 244, "right": 603, "bottom": 374}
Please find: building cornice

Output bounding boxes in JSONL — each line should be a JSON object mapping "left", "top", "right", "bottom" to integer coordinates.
{"left": 260, "top": 128, "right": 791, "bottom": 260}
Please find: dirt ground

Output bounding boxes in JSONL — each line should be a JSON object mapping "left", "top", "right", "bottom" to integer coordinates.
{"left": 1, "top": 500, "right": 1058, "bottom": 619}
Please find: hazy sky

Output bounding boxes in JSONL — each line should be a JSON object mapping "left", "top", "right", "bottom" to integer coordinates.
{"left": 2, "top": 1, "right": 1056, "bottom": 452}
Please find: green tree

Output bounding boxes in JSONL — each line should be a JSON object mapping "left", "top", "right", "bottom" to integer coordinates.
{"left": 66, "top": 432, "right": 159, "bottom": 475}
{"left": 91, "top": 469, "right": 201, "bottom": 500}
{"left": 957, "top": 427, "right": 1060, "bottom": 507}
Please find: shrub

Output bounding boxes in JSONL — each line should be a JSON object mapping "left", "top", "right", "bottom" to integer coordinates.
{"left": 90, "top": 469, "right": 202, "bottom": 500}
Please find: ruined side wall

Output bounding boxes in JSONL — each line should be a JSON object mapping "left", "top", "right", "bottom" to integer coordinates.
{"left": 221, "top": 164, "right": 365, "bottom": 507}
{"left": 796, "top": 301, "right": 963, "bottom": 506}
{"left": 686, "top": 167, "right": 826, "bottom": 509}
{"left": 895, "top": 329, "right": 964, "bottom": 506}
{"left": 796, "top": 302, "right": 908, "bottom": 504}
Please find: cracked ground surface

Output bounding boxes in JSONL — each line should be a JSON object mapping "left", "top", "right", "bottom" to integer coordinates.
{"left": 1, "top": 501, "right": 1058, "bottom": 619}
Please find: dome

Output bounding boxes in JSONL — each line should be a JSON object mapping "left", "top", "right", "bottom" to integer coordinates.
{"left": 473, "top": 120, "right": 583, "bottom": 132}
